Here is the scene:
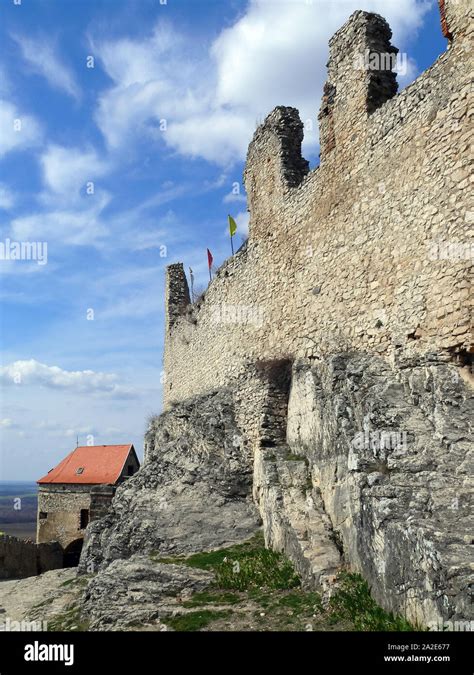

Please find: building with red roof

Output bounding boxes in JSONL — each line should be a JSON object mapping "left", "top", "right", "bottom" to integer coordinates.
{"left": 36, "top": 444, "right": 139, "bottom": 565}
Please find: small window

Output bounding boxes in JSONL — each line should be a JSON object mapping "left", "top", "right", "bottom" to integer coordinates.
{"left": 76, "top": 467, "right": 84, "bottom": 475}
{"left": 80, "top": 509, "right": 89, "bottom": 529}
{"left": 39, "top": 511, "right": 48, "bottom": 520}
{"left": 127, "top": 465, "right": 134, "bottom": 476}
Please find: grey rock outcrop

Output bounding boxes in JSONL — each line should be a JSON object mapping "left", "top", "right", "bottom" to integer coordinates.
{"left": 82, "top": 556, "right": 214, "bottom": 631}
{"left": 79, "top": 353, "right": 472, "bottom": 630}
{"left": 253, "top": 446, "right": 342, "bottom": 594}
{"left": 79, "top": 390, "right": 260, "bottom": 574}
{"left": 284, "top": 353, "right": 473, "bottom": 626}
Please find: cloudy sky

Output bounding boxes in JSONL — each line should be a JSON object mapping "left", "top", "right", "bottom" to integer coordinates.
{"left": 0, "top": 0, "right": 447, "bottom": 480}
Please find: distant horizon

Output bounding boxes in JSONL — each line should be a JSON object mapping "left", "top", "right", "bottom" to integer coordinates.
{"left": 0, "top": 480, "right": 37, "bottom": 483}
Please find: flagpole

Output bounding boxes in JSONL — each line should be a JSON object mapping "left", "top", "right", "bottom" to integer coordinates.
{"left": 228, "top": 215, "right": 237, "bottom": 256}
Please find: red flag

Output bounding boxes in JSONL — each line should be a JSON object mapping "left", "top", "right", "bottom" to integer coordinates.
{"left": 207, "top": 248, "right": 213, "bottom": 269}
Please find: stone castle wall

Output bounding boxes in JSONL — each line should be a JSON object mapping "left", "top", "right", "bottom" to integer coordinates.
{"left": 0, "top": 535, "right": 62, "bottom": 580}
{"left": 79, "top": 3, "right": 473, "bottom": 629}
{"left": 163, "top": 4, "right": 472, "bottom": 408}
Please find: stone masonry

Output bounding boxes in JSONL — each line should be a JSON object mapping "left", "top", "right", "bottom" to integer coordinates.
{"left": 163, "top": 4, "right": 472, "bottom": 405}
{"left": 0, "top": 536, "right": 62, "bottom": 580}
{"left": 159, "top": 3, "right": 473, "bottom": 626}
{"left": 80, "top": 3, "right": 473, "bottom": 629}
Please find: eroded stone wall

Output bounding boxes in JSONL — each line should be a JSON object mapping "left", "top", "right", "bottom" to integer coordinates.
{"left": 163, "top": 7, "right": 472, "bottom": 408}
{"left": 0, "top": 535, "right": 62, "bottom": 579}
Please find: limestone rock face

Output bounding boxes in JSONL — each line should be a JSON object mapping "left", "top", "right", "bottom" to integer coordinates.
{"left": 253, "top": 446, "right": 342, "bottom": 594}
{"left": 79, "top": 351, "right": 472, "bottom": 629}
{"left": 286, "top": 354, "right": 473, "bottom": 626}
{"left": 79, "top": 390, "right": 261, "bottom": 574}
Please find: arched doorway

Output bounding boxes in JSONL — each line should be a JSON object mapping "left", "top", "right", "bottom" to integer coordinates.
{"left": 63, "top": 538, "right": 83, "bottom": 568}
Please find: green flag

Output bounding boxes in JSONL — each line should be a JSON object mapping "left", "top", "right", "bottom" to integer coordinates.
{"left": 228, "top": 215, "right": 237, "bottom": 237}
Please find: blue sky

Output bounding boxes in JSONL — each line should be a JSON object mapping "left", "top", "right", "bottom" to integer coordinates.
{"left": 0, "top": 0, "right": 447, "bottom": 480}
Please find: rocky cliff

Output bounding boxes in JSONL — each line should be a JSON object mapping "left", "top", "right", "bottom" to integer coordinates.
{"left": 79, "top": 352, "right": 472, "bottom": 629}
{"left": 256, "top": 353, "right": 473, "bottom": 626}
{"left": 80, "top": 390, "right": 260, "bottom": 574}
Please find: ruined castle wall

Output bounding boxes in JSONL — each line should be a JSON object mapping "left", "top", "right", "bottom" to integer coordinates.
{"left": 0, "top": 535, "right": 62, "bottom": 579}
{"left": 164, "top": 8, "right": 472, "bottom": 408}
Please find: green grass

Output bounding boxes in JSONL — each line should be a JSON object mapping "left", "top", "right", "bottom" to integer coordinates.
{"left": 60, "top": 575, "right": 91, "bottom": 589}
{"left": 152, "top": 533, "right": 264, "bottom": 569}
{"left": 145, "top": 536, "right": 423, "bottom": 632}
{"left": 329, "top": 572, "right": 421, "bottom": 631}
{"left": 151, "top": 532, "right": 262, "bottom": 568}
{"left": 276, "top": 591, "right": 322, "bottom": 613}
{"left": 153, "top": 533, "right": 300, "bottom": 592}
{"left": 162, "top": 610, "right": 232, "bottom": 632}
{"left": 215, "top": 547, "right": 300, "bottom": 591}
{"left": 47, "top": 605, "right": 89, "bottom": 632}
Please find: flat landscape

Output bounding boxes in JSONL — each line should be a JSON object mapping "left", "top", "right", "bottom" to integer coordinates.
{"left": 0, "top": 482, "right": 37, "bottom": 540}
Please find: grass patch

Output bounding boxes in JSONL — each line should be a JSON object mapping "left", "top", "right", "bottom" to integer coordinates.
{"left": 215, "top": 547, "right": 300, "bottom": 591}
{"left": 151, "top": 533, "right": 263, "bottom": 569}
{"left": 248, "top": 589, "right": 275, "bottom": 608}
{"left": 276, "top": 591, "right": 322, "bottom": 613}
{"left": 151, "top": 533, "right": 264, "bottom": 570}
{"left": 59, "top": 573, "right": 94, "bottom": 592}
{"left": 153, "top": 536, "right": 423, "bottom": 632}
{"left": 329, "top": 572, "right": 420, "bottom": 631}
{"left": 182, "top": 591, "right": 240, "bottom": 608}
{"left": 47, "top": 605, "right": 89, "bottom": 632}
{"left": 152, "top": 533, "right": 300, "bottom": 592}
{"left": 162, "top": 610, "right": 231, "bottom": 632}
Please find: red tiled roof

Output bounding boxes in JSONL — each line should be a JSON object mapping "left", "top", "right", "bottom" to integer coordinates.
{"left": 37, "top": 445, "right": 135, "bottom": 485}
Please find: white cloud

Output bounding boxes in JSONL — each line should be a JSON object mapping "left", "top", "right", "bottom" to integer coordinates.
{"left": 34, "top": 421, "right": 98, "bottom": 438}
{"left": 4, "top": 145, "right": 112, "bottom": 249}
{"left": 64, "top": 427, "right": 98, "bottom": 438}
{"left": 11, "top": 191, "right": 111, "bottom": 246}
{"left": 0, "top": 184, "right": 15, "bottom": 210}
{"left": 223, "top": 190, "right": 247, "bottom": 205}
{"left": 0, "top": 98, "right": 42, "bottom": 157}
{"left": 12, "top": 33, "right": 81, "bottom": 100}
{"left": 235, "top": 211, "right": 250, "bottom": 237}
{"left": 0, "top": 359, "right": 136, "bottom": 398}
{"left": 0, "top": 418, "right": 14, "bottom": 428}
{"left": 92, "top": 0, "right": 430, "bottom": 165}
{"left": 40, "top": 144, "right": 109, "bottom": 197}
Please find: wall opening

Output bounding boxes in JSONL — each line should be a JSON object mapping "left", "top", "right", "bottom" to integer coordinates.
{"left": 80, "top": 509, "right": 89, "bottom": 530}
{"left": 63, "top": 538, "right": 83, "bottom": 568}
{"left": 255, "top": 357, "right": 293, "bottom": 449}
{"left": 449, "top": 346, "right": 474, "bottom": 387}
